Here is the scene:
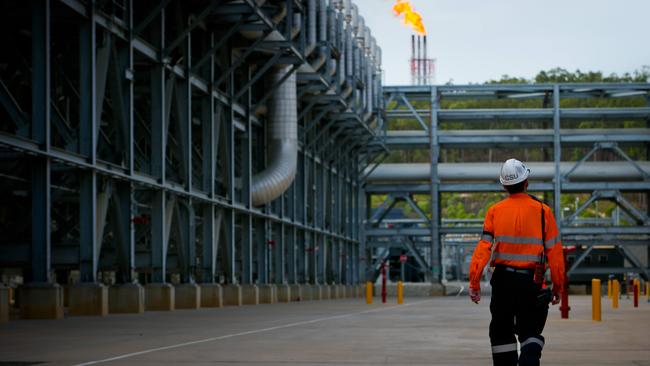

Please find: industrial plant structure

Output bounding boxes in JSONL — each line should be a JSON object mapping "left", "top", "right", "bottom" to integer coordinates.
{"left": 0, "top": 0, "right": 648, "bottom": 319}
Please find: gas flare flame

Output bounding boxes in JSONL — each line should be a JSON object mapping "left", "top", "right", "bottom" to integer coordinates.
{"left": 392, "top": 0, "right": 426, "bottom": 35}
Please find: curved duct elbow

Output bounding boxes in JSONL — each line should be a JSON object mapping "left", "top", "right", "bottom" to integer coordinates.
{"left": 251, "top": 66, "right": 298, "bottom": 206}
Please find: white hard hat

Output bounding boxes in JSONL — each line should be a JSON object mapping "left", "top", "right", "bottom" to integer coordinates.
{"left": 500, "top": 158, "right": 530, "bottom": 185}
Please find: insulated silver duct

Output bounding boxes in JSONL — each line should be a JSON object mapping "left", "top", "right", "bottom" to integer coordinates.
{"left": 346, "top": 28, "right": 353, "bottom": 78}
{"left": 343, "top": 0, "right": 352, "bottom": 21}
{"left": 308, "top": 0, "right": 317, "bottom": 50}
{"left": 350, "top": 4, "right": 359, "bottom": 30}
{"left": 356, "top": 16, "right": 365, "bottom": 39}
{"left": 354, "top": 43, "right": 361, "bottom": 77}
{"left": 251, "top": 66, "right": 298, "bottom": 206}
{"left": 319, "top": 0, "right": 327, "bottom": 42}
{"left": 328, "top": 6, "right": 336, "bottom": 42}
{"left": 375, "top": 46, "right": 382, "bottom": 68}
{"left": 365, "top": 162, "right": 650, "bottom": 182}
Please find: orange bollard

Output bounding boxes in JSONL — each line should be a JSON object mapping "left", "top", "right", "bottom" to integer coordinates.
{"left": 365, "top": 281, "right": 373, "bottom": 304}
{"left": 607, "top": 279, "right": 612, "bottom": 298}
{"left": 397, "top": 281, "right": 404, "bottom": 305}
{"left": 592, "top": 279, "right": 601, "bottom": 321}
{"left": 612, "top": 280, "right": 619, "bottom": 309}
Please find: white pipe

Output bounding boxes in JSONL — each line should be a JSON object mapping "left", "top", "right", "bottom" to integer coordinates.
{"left": 365, "top": 162, "right": 650, "bottom": 182}
{"left": 251, "top": 66, "right": 298, "bottom": 206}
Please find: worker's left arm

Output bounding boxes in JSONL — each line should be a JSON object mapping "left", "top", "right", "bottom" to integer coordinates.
{"left": 544, "top": 206, "right": 566, "bottom": 293}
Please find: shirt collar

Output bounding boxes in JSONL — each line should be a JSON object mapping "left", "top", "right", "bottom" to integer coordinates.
{"left": 508, "top": 193, "right": 529, "bottom": 199}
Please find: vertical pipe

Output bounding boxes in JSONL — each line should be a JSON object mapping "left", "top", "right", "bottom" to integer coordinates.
{"left": 422, "top": 35, "right": 429, "bottom": 84}
{"left": 634, "top": 281, "right": 639, "bottom": 307}
{"left": 318, "top": 0, "right": 327, "bottom": 42}
{"left": 31, "top": 0, "right": 51, "bottom": 284}
{"left": 346, "top": 28, "right": 353, "bottom": 78}
{"left": 553, "top": 85, "right": 562, "bottom": 246}
{"left": 429, "top": 86, "right": 440, "bottom": 282}
{"left": 201, "top": 33, "right": 216, "bottom": 282}
{"left": 416, "top": 36, "right": 421, "bottom": 84}
{"left": 411, "top": 35, "right": 415, "bottom": 85}
{"left": 79, "top": 8, "right": 97, "bottom": 283}
{"left": 308, "top": 0, "right": 317, "bottom": 48}
{"left": 149, "top": 4, "right": 167, "bottom": 285}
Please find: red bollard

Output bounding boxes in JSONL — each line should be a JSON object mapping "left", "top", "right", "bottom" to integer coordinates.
{"left": 560, "top": 246, "right": 576, "bottom": 319}
{"left": 381, "top": 263, "right": 387, "bottom": 304}
{"left": 634, "top": 283, "right": 639, "bottom": 308}
{"left": 560, "top": 286, "right": 570, "bottom": 319}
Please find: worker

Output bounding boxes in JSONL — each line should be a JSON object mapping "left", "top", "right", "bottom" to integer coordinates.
{"left": 469, "top": 158, "right": 566, "bottom": 366}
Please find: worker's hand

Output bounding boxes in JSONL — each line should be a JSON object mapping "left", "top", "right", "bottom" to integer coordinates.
{"left": 550, "top": 287, "right": 561, "bottom": 305}
{"left": 469, "top": 288, "right": 481, "bottom": 304}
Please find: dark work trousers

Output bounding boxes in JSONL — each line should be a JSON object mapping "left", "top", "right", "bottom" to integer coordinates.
{"left": 489, "top": 268, "right": 548, "bottom": 366}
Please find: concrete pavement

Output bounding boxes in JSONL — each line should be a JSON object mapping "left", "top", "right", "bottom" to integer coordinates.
{"left": 0, "top": 294, "right": 648, "bottom": 365}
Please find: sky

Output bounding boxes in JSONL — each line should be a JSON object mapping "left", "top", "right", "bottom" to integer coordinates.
{"left": 353, "top": 0, "right": 650, "bottom": 85}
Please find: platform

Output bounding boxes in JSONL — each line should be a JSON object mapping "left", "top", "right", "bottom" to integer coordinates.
{"left": 0, "top": 295, "right": 648, "bottom": 365}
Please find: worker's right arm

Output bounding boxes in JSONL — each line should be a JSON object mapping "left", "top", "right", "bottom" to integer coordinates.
{"left": 469, "top": 206, "right": 494, "bottom": 291}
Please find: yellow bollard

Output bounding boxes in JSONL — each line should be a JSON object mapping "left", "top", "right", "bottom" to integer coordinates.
{"left": 592, "top": 279, "right": 601, "bottom": 321}
{"left": 607, "top": 279, "right": 612, "bottom": 299}
{"left": 646, "top": 282, "right": 649, "bottom": 302}
{"left": 612, "top": 279, "right": 619, "bottom": 309}
{"left": 397, "top": 281, "right": 404, "bottom": 305}
{"left": 365, "top": 281, "right": 373, "bottom": 304}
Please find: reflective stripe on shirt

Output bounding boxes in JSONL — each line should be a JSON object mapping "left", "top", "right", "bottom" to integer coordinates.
{"left": 544, "top": 235, "right": 561, "bottom": 249}
{"left": 493, "top": 252, "right": 541, "bottom": 262}
{"left": 496, "top": 235, "right": 543, "bottom": 245}
{"left": 481, "top": 232, "right": 494, "bottom": 243}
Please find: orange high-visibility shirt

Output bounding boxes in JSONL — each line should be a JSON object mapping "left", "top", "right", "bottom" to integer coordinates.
{"left": 469, "top": 193, "right": 566, "bottom": 291}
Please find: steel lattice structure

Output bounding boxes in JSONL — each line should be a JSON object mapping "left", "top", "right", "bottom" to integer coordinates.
{"left": 365, "top": 84, "right": 650, "bottom": 283}
{"left": 0, "top": 0, "right": 387, "bottom": 290}
{"left": 0, "top": 1, "right": 648, "bottom": 304}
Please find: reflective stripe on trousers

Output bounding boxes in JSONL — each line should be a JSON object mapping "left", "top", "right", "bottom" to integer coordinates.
{"left": 521, "top": 337, "right": 544, "bottom": 349}
{"left": 492, "top": 342, "right": 517, "bottom": 354}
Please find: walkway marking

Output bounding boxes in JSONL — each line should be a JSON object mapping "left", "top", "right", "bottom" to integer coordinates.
{"left": 456, "top": 285, "right": 465, "bottom": 297}
{"left": 73, "top": 300, "right": 435, "bottom": 366}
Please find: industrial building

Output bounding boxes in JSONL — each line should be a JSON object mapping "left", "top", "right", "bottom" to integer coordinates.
{"left": 0, "top": 1, "right": 648, "bottom": 365}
